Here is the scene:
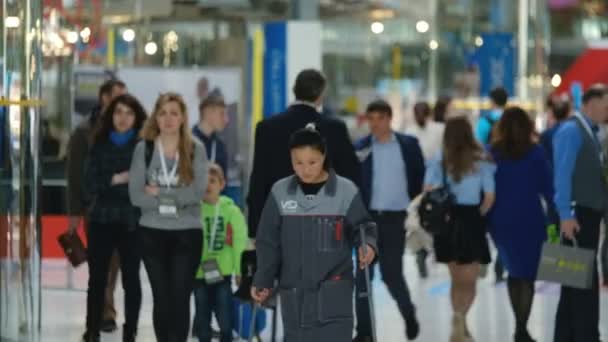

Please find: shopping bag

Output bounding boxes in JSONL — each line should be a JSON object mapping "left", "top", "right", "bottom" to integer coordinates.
{"left": 232, "top": 298, "right": 266, "bottom": 339}
{"left": 537, "top": 241, "right": 595, "bottom": 289}
{"left": 57, "top": 231, "right": 87, "bottom": 267}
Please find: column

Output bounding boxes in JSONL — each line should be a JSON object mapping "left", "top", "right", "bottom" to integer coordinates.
{"left": 263, "top": 0, "right": 322, "bottom": 117}
{"left": 0, "top": 0, "right": 43, "bottom": 340}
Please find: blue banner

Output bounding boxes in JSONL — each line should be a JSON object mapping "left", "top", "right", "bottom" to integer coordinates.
{"left": 263, "top": 22, "right": 287, "bottom": 118}
{"left": 477, "top": 33, "right": 515, "bottom": 97}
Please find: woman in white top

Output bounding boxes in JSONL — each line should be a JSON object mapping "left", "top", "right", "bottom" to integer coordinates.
{"left": 405, "top": 102, "right": 445, "bottom": 278}
{"left": 406, "top": 102, "right": 445, "bottom": 161}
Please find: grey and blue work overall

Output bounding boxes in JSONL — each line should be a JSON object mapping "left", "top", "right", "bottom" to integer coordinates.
{"left": 253, "top": 171, "right": 378, "bottom": 342}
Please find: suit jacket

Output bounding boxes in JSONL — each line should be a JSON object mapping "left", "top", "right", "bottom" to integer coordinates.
{"left": 247, "top": 104, "right": 361, "bottom": 237}
{"left": 354, "top": 133, "right": 425, "bottom": 209}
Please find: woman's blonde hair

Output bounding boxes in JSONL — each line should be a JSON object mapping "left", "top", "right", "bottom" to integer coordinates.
{"left": 141, "top": 92, "right": 195, "bottom": 185}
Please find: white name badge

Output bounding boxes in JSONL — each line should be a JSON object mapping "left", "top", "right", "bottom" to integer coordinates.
{"left": 158, "top": 194, "right": 178, "bottom": 217}
{"left": 202, "top": 259, "right": 223, "bottom": 284}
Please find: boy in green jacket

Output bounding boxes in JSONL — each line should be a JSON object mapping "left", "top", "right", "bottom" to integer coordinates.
{"left": 193, "top": 164, "right": 247, "bottom": 342}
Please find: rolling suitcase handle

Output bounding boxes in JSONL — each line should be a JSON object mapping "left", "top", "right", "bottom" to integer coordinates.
{"left": 248, "top": 303, "right": 259, "bottom": 342}
{"left": 359, "top": 225, "right": 377, "bottom": 342}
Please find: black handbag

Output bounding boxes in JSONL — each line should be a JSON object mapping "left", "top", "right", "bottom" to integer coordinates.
{"left": 418, "top": 160, "right": 455, "bottom": 235}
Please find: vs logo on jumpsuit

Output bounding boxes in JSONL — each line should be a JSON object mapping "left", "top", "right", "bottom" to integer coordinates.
{"left": 281, "top": 200, "right": 298, "bottom": 213}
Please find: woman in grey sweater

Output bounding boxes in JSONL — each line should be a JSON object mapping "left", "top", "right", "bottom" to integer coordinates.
{"left": 129, "top": 92, "right": 208, "bottom": 342}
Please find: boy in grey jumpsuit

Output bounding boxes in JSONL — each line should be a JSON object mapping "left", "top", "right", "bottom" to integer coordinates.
{"left": 253, "top": 171, "right": 378, "bottom": 342}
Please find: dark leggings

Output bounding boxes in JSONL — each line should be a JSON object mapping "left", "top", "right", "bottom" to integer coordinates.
{"left": 139, "top": 227, "right": 203, "bottom": 342}
{"left": 86, "top": 222, "right": 142, "bottom": 336}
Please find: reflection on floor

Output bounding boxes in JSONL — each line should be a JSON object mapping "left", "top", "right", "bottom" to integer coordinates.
{"left": 41, "top": 256, "right": 608, "bottom": 342}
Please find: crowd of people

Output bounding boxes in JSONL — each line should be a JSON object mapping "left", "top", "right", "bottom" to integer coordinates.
{"left": 65, "top": 70, "right": 608, "bottom": 342}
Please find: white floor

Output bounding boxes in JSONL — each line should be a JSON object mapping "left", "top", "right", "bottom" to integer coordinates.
{"left": 39, "top": 256, "right": 608, "bottom": 342}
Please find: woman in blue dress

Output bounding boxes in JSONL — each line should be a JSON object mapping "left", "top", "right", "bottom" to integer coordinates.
{"left": 488, "top": 107, "right": 553, "bottom": 342}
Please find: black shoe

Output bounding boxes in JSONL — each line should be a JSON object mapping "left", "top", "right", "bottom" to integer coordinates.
{"left": 514, "top": 330, "right": 536, "bottom": 342}
{"left": 123, "top": 325, "right": 137, "bottom": 342}
{"left": 100, "top": 319, "right": 118, "bottom": 332}
{"left": 81, "top": 331, "right": 100, "bottom": 342}
{"left": 416, "top": 250, "right": 429, "bottom": 279}
{"left": 353, "top": 336, "right": 373, "bottom": 342}
{"left": 405, "top": 315, "right": 420, "bottom": 340}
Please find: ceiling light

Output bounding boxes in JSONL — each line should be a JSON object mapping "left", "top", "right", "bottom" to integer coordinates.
{"left": 66, "top": 31, "right": 79, "bottom": 44}
{"left": 429, "top": 39, "right": 439, "bottom": 50}
{"left": 5, "top": 16, "right": 20, "bottom": 28}
{"left": 371, "top": 22, "right": 384, "bottom": 35}
{"left": 551, "top": 74, "right": 562, "bottom": 88}
{"left": 416, "top": 20, "right": 429, "bottom": 33}
{"left": 80, "top": 27, "right": 91, "bottom": 39}
{"left": 122, "top": 28, "right": 135, "bottom": 42}
{"left": 145, "top": 41, "right": 158, "bottom": 55}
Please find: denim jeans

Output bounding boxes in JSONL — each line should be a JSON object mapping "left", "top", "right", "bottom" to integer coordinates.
{"left": 194, "top": 278, "right": 233, "bottom": 342}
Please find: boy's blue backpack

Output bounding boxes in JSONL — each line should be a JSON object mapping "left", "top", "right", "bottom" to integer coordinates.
{"left": 232, "top": 298, "right": 267, "bottom": 339}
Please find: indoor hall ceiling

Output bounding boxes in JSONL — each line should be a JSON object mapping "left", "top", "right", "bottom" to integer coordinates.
{"left": 50, "top": 0, "right": 435, "bottom": 24}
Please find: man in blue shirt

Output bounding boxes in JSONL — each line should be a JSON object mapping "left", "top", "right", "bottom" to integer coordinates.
{"left": 476, "top": 87, "right": 508, "bottom": 283}
{"left": 553, "top": 85, "right": 608, "bottom": 342}
{"left": 353, "top": 100, "right": 425, "bottom": 342}
{"left": 476, "top": 87, "right": 507, "bottom": 145}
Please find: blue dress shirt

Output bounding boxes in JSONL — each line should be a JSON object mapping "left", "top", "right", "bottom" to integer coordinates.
{"left": 553, "top": 113, "right": 601, "bottom": 220}
{"left": 476, "top": 109, "right": 502, "bottom": 145}
{"left": 424, "top": 155, "right": 496, "bottom": 205}
{"left": 370, "top": 134, "right": 410, "bottom": 211}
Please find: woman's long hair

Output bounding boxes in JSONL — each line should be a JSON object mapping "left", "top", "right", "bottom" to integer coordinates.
{"left": 443, "top": 117, "right": 484, "bottom": 182}
{"left": 92, "top": 94, "right": 147, "bottom": 145}
{"left": 140, "top": 92, "right": 195, "bottom": 185}
{"left": 491, "top": 106, "right": 534, "bottom": 160}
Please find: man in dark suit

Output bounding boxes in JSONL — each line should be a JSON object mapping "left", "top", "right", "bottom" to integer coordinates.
{"left": 247, "top": 69, "right": 360, "bottom": 238}
{"left": 354, "top": 100, "right": 425, "bottom": 342}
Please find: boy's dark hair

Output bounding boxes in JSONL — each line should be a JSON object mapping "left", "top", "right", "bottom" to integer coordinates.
{"left": 199, "top": 95, "right": 226, "bottom": 116}
{"left": 208, "top": 163, "right": 225, "bottom": 183}
{"left": 552, "top": 99, "right": 571, "bottom": 121}
{"left": 293, "top": 69, "right": 326, "bottom": 103}
{"left": 288, "top": 123, "right": 330, "bottom": 170}
{"left": 366, "top": 99, "right": 393, "bottom": 117}
{"left": 490, "top": 87, "right": 508, "bottom": 107}
{"left": 582, "top": 85, "right": 607, "bottom": 104}
{"left": 98, "top": 79, "right": 126, "bottom": 102}
{"left": 433, "top": 96, "right": 451, "bottom": 123}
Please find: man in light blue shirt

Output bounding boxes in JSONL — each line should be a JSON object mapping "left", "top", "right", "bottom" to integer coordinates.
{"left": 353, "top": 100, "right": 425, "bottom": 342}
{"left": 552, "top": 84, "right": 608, "bottom": 342}
{"left": 476, "top": 87, "right": 508, "bottom": 282}
{"left": 476, "top": 87, "right": 508, "bottom": 145}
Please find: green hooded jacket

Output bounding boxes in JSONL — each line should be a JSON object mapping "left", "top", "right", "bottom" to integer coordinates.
{"left": 196, "top": 196, "right": 248, "bottom": 279}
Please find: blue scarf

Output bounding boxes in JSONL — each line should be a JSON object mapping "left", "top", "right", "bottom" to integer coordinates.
{"left": 109, "top": 129, "right": 135, "bottom": 146}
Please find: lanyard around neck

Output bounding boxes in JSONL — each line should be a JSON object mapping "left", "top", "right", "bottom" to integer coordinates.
{"left": 210, "top": 140, "right": 216, "bottom": 162}
{"left": 208, "top": 202, "right": 221, "bottom": 250}
{"left": 574, "top": 112, "right": 605, "bottom": 162}
{"left": 157, "top": 140, "right": 179, "bottom": 189}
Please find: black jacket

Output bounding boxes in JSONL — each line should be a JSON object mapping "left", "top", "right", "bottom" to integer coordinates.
{"left": 355, "top": 133, "right": 425, "bottom": 208}
{"left": 84, "top": 137, "right": 140, "bottom": 228}
{"left": 192, "top": 125, "right": 228, "bottom": 175}
{"left": 247, "top": 104, "right": 361, "bottom": 237}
